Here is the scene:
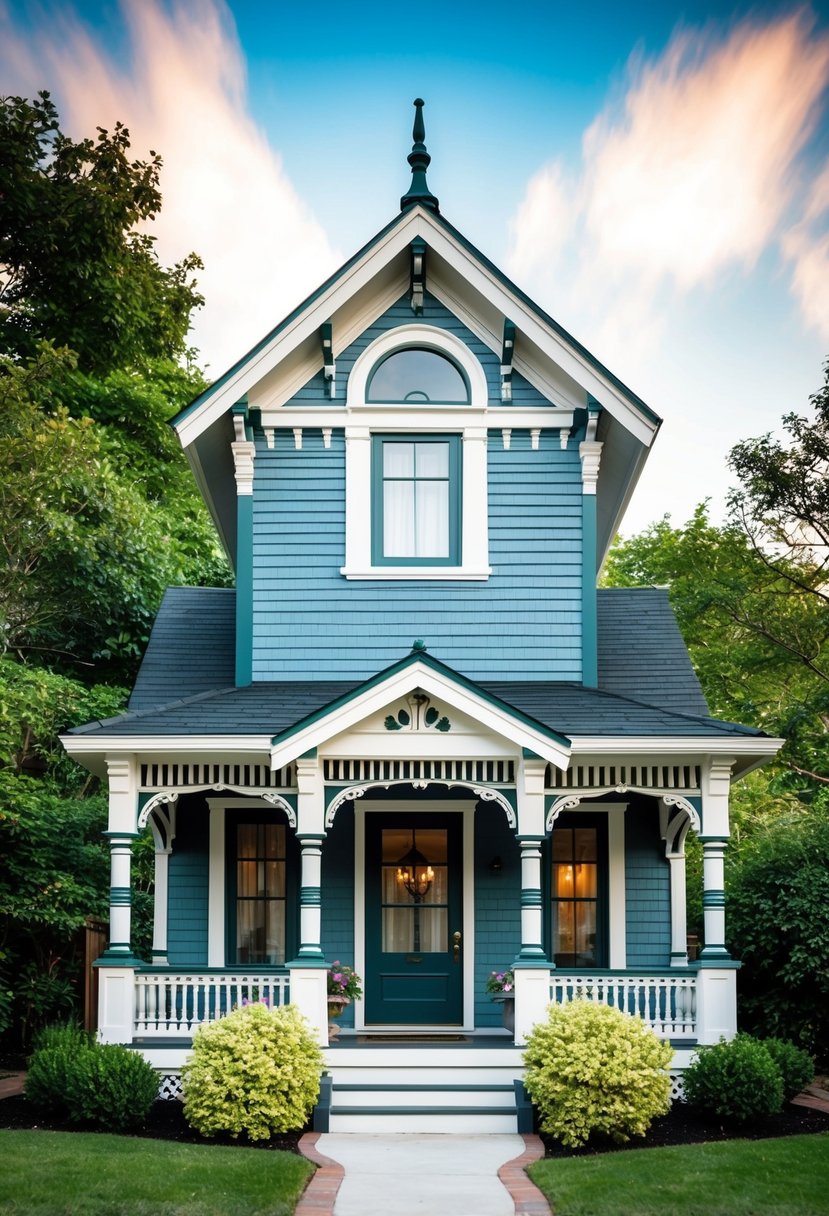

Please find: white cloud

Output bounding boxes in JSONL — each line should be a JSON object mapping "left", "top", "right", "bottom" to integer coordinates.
{"left": 506, "top": 12, "right": 829, "bottom": 354}
{"left": 0, "top": 0, "right": 341, "bottom": 373}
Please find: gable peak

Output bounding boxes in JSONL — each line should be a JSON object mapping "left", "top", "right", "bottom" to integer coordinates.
{"left": 400, "top": 98, "right": 440, "bottom": 215}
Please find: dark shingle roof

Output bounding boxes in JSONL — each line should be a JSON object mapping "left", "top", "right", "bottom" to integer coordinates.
{"left": 129, "top": 586, "right": 710, "bottom": 717}
{"left": 71, "top": 585, "right": 761, "bottom": 741}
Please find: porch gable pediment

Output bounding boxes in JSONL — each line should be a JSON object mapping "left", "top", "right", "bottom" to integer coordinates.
{"left": 269, "top": 650, "right": 571, "bottom": 772}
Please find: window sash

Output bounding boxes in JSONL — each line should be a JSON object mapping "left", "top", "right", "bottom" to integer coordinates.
{"left": 372, "top": 435, "right": 461, "bottom": 566}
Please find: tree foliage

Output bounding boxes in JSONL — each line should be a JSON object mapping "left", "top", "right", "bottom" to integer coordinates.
{"left": 727, "top": 805, "right": 829, "bottom": 1061}
{"left": 0, "top": 91, "right": 203, "bottom": 373}
{"left": 0, "top": 92, "right": 226, "bottom": 1048}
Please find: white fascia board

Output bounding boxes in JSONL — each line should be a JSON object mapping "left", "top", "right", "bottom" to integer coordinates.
{"left": 63, "top": 735, "right": 274, "bottom": 757}
{"left": 429, "top": 271, "right": 585, "bottom": 414}
{"left": 270, "top": 660, "right": 571, "bottom": 772}
{"left": 176, "top": 206, "right": 659, "bottom": 451}
{"left": 258, "top": 406, "right": 575, "bottom": 431}
{"left": 252, "top": 271, "right": 409, "bottom": 413}
{"left": 175, "top": 210, "right": 430, "bottom": 449}
{"left": 415, "top": 218, "right": 660, "bottom": 447}
{"left": 569, "top": 736, "right": 783, "bottom": 758}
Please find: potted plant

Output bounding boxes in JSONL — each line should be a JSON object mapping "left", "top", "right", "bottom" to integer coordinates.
{"left": 486, "top": 969, "right": 515, "bottom": 1033}
{"left": 327, "top": 962, "right": 362, "bottom": 1038}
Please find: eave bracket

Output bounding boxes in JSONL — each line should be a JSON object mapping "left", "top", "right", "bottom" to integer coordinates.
{"left": 501, "top": 320, "right": 515, "bottom": 402}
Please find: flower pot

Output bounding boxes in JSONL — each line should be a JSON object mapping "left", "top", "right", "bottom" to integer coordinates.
{"left": 327, "top": 995, "right": 350, "bottom": 1039}
{"left": 492, "top": 993, "right": 515, "bottom": 1035}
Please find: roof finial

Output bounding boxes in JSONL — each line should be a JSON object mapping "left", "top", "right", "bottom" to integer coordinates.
{"left": 400, "top": 98, "right": 440, "bottom": 215}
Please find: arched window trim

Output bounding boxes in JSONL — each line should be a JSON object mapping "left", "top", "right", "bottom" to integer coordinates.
{"left": 347, "top": 325, "right": 489, "bottom": 409}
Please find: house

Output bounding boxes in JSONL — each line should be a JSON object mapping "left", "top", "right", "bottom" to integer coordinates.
{"left": 63, "top": 101, "right": 781, "bottom": 1132}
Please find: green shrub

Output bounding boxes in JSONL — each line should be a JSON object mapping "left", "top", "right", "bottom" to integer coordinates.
{"left": 182, "top": 1002, "right": 324, "bottom": 1141}
{"left": 523, "top": 999, "right": 673, "bottom": 1148}
{"left": 25, "top": 1023, "right": 93, "bottom": 1116}
{"left": 683, "top": 1034, "right": 784, "bottom": 1123}
{"left": 761, "top": 1037, "right": 815, "bottom": 1101}
{"left": 26, "top": 1024, "right": 158, "bottom": 1130}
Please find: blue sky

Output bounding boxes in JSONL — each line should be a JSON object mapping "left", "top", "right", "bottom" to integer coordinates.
{"left": 2, "top": 0, "right": 828, "bottom": 533}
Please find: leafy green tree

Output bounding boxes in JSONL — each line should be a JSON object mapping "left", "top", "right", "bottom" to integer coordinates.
{"left": 727, "top": 802, "right": 829, "bottom": 1062}
{"left": 0, "top": 344, "right": 228, "bottom": 679}
{"left": 0, "top": 91, "right": 203, "bottom": 373}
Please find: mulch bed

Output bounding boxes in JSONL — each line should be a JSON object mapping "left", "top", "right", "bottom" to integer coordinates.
{"left": 0, "top": 1095, "right": 303, "bottom": 1154}
{"left": 538, "top": 1102, "right": 829, "bottom": 1157}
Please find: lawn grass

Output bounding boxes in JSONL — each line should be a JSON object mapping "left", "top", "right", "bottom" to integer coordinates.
{"left": 0, "top": 1129, "right": 313, "bottom": 1216}
{"left": 528, "top": 1133, "right": 829, "bottom": 1216}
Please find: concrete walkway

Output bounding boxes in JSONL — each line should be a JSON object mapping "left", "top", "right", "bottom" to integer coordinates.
{"left": 306, "top": 1133, "right": 549, "bottom": 1216}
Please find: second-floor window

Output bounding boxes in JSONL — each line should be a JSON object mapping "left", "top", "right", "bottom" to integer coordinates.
{"left": 372, "top": 436, "right": 461, "bottom": 565}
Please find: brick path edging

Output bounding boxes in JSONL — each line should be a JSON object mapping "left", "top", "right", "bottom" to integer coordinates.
{"left": 296, "top": 1131, "right": 345, "bottom": 1215}
{"left": 498, "top": 1133, "right": 553, "bottom": 1216}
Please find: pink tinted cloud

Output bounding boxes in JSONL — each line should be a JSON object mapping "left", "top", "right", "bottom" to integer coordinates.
{"left": 0, "top": 0, "right": 340, "bottom": 372}
{"left": 507, "top": 11, "right": 829, "bottom": 345}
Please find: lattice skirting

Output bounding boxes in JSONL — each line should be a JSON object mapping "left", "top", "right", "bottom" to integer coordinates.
{"left": 158, "top": 1068, "right": 685, "bottom": 1104}
{"left": 669, "top": 1071, "right": 685, "bottom": 1102}
{"left": 157, "top": 1073, "right": 183, "bottom": 1101}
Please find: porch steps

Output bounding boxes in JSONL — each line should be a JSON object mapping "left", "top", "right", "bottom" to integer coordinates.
{"left": 319, "top": 1042, "right": 527, "bottom": 1133}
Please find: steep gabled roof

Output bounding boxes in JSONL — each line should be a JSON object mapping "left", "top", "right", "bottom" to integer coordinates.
{"left": 171, "top": 203, "right": 661, "bottom": 565}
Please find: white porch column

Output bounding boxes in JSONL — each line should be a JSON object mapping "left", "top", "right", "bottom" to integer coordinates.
{"left": 287, "top": 752, "right": 329, "bottom": 1045}
{"left": 101, "top": 757, "right": 139, "bottom": 962}
{"left": 668, "top": 855, "right": 688, "bottom": 966}
{"left": 699, "top": 760, "right": 734, "bottom": 961}
{"left": 97, "top": 755, "right": 139, "bottom": 1044}
{"left": 695, "top": 758, "right": 739, "bottom": 1042}
{"left": 513, "top": 754, "right": 551, "bottom": 1043}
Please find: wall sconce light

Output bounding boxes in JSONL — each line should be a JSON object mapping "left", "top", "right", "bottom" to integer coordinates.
{"left": 489, "top": 855, "right": 503, "bottom": 874}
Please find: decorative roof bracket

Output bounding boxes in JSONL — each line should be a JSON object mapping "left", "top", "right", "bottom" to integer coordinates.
{"left": 500, "top": 319, "right": 516, "bottom": 402}
{"left": 321, "top": 321, "right": 336, "bottom": 399}
{"left": 231, "top": 400, "right": 255, "bottom": 495}
{"left": 410, "top": 238, "right": 426, "bottom": 315}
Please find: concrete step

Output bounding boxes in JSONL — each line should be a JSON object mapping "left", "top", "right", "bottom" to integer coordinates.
{"left": 333, "top": 1083, "right": 517, "bottom": 1109}
{"left": 328, "top": 1107, "right": 519, "bottom": 1133}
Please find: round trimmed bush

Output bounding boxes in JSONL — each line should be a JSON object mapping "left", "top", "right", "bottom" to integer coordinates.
{"left": 523, "top": 999, "right": 673, "bottom": 1148}
{"left": 761, "top": 1037, "right": 815, "bottom": 1102}
{"left": 182, "top": 1002, "right": 324, "bottom": 1141}
{"left": 26, "top": 1024, "right": 158, "bottom": 1131}
{"left": 683, "top": 1034, "right": 784, "bottom": 1123}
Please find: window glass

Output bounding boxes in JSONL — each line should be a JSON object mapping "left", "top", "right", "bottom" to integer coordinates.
{"left": 367, "top": 348, "right": 469, "bottom": 403}
{"left": 552, "top": 822, "right": 602, "bottom": 967}
{"left": 378, "top": 438, "right": 454, "bottom": 561}
{"left": 234, "top": 822, "right": 286, "bottom": 965}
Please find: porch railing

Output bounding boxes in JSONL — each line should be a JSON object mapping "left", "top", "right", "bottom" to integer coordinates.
{"left": 134, "top": 969, "right": 290, "bottom": 1037}
{"left": 550, "top": 971, "right": 697, "bottom": 1039}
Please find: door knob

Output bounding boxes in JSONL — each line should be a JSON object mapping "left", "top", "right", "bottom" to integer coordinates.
{"left": 453, "top": 930, "right": 462, "bottom": 962}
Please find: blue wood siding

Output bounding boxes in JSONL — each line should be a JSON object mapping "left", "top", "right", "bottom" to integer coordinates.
{"left": 625, "top": 802, "right": 671, "bottom": 967}
{"left": 473, "top": 806, "right": 521, "bottom": 1027}
{"left": 251, "top": 425, "right": 582, "bottom": 680}
{"left": 250, "top": 292, "right": 583, "bottom": 681}
{"left": 166, "top": 796, "right": 209, "bottom": 966}
{"left": 321, "top": 807, "right": 356, "bottom": 1028}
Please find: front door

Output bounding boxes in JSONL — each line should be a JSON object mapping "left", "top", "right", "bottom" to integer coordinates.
{"left": 365, "top": 813, "right": 463, "bottom": 1025}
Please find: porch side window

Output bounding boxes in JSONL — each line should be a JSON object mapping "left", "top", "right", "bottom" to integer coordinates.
{"left": 232, "top": 821, "right": 287, "bottom": 965}
{"left": 551, "top": 817, "right": 606, "bottom": 967}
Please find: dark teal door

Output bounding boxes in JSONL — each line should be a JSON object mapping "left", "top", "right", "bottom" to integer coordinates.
{"left": 365, "top": 814, "right": 463, "bottom": 1025}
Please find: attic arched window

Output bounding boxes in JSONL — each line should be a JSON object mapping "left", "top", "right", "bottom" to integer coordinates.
{"left": 367, "top": 347, "right": 470, "bottom": 404}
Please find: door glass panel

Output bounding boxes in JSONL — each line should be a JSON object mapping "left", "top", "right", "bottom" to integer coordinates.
{"left": 381, "top": 827, "right": 449, "bottom": 953}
